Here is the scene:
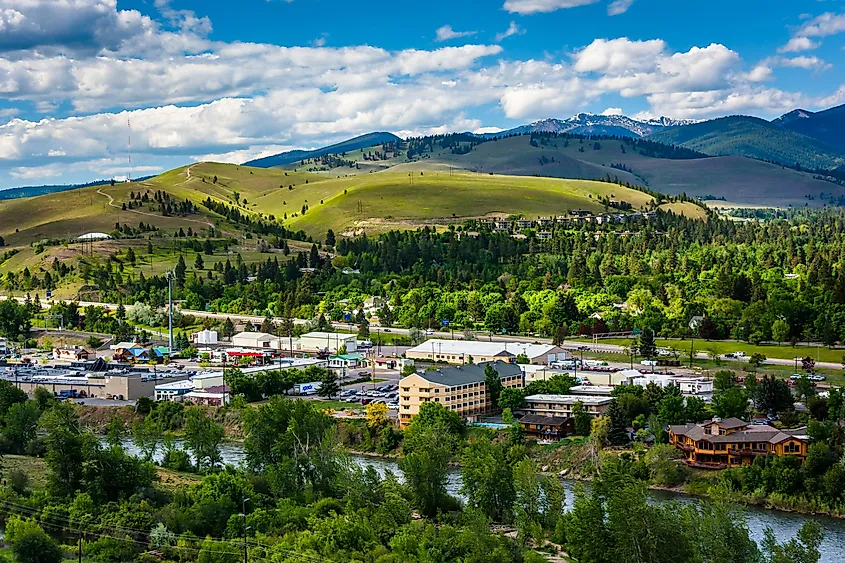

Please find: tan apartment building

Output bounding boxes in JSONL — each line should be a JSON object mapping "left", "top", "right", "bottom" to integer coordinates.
{"left": 398, "top": 361, "right": 523, "bottom": 426}
{"left": 520, "top": 394, "right": 613, "bottom": 419}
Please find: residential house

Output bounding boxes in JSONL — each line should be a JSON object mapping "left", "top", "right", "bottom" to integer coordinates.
{"left": 537, "top": 231, "right": 552, "bottom": 240}
{"left": 518, "top": 414, "right": 572, "bottom": 440}
{"left": 516, "top": 219, "right": 534, "bottom": 229}
{"left": 112, "top": 345, "right": 165, "bottom": 364}
{"left": 53, "top": 346, "right": 90, "bottom": 361}
{"left": 669, "top": 418, "right": 809, "bottom": 469}
{"left": 328, "top": 353, "right": 365, "bottom": 370}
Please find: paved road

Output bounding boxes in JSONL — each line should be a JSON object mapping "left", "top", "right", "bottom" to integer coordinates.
{"left": 3, "top": 295, "right": 841, "bottom": 371}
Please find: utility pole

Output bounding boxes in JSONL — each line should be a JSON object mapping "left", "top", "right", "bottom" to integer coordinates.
{"left": 166, "top": 271, "right": 174, "bottom": 352}
{"left": 241, "top": 496, "right": 250, "bottom": 563}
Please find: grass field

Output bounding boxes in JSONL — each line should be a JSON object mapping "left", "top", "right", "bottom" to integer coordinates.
{"left": 587, "top": 336, "right": 845, "bottom": 365}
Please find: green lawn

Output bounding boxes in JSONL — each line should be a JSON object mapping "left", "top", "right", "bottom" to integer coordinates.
{"left": 311, "top": 399, "right": 364, "bottom": 411}
{"left": 585, "top": 337, "right": 845, "bottom": 365}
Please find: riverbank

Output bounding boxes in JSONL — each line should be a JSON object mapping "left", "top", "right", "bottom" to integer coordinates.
{"left": 77, "top": 403, "right": 845, "bottom": 522}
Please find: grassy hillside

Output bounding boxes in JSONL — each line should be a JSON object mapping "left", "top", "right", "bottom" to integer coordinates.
{"left": 405, "top": 135, "right": 840, "bottom": 207}
{"left": 284, "top": 171, "right": 656, "bottom": 235}
{"left": 647, "top": 116, "right": 845, "bottom": 171}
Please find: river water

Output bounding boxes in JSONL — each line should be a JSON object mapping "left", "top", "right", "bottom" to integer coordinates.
{"left": 121, "top": 440, "right": 845, "bottom": 562}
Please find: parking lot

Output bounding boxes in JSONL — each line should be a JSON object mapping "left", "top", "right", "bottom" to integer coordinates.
{"left": 338, "top": 383, "right": 399, "bottom": 409}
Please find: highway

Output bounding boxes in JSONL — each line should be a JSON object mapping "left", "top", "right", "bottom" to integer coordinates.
{"left": 2, "top": 295, "right": 841, "bottom": 371}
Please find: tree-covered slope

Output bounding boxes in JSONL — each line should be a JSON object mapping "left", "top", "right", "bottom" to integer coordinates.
{"left": 244, "top": 132, "right": 402, "bottom": 168}
{"left": 646, "top": 116, "right": 845, "bottom": 170}
{"left": 772, "top": 104, "right": 845, "bottom": 151}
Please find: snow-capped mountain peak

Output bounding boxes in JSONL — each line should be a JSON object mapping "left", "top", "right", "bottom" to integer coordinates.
{"left": 506, "top": 113, "right": 695, "bottom": 138}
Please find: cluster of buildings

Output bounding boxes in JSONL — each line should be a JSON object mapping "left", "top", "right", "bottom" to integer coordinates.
{"left": 154, "top": 372, "right": 229, "bottom": 406}
{"left": 0, "top": 360, "right": 190, "bottom": 401}
{"left": 477, "top": 210, "right": 659, "bottom": 235}
{"left": 110, "top": 342, "right": 170, "bottom": 363}
{"left": 231, "top": 331, "right": 359, "bottom": 355}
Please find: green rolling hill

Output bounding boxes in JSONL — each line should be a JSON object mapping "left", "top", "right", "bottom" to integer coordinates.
{"left": 1, "top": 162, "right": 706, "bottom": 284}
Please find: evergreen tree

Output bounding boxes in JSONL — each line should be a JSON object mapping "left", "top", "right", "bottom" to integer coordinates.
{"left": 637, "top": 328, "right": 657, "bottom": 360}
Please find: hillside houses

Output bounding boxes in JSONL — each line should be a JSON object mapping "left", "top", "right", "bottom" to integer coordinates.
{"left": 475, "top": 210, "right": 658, "bottom": 234}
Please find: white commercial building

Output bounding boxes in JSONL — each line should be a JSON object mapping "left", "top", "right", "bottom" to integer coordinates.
{"left": 522, "top": 364, "right": 569, "bottom": 384}
{"left": 154, "top": 379, "right": 194, "bottom": 401}
{"left": 407, "top": 339, "right": 566, "bottom": 365}
{"left": 298, "top": 332, "right": 357, "bottom": 353}
{"left": 192, "top": 372, "right": 225, "bottom": 389}
{"left": 231, "top": 332, "right": 281, "bottom": 349}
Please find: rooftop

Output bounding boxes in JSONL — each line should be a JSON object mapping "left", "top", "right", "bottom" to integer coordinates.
{"left": 519, "top": 414, "right": 569, "bottom": 426}
{"left": 411, "top": 361, "right": 521, "bottom": 387}
{"left": 301, "top": 331, "right": 357, "bottom": 341}
{"left": 233, "top": 332, "right": 278, "bottom": 340}
{"left": 524, "top": 394, "right": 614, "bottom": 406}
{"left": 155, "top": 380, "right": 194, "bottom": 391}
{"left": 408, "top": 339, "right": 558, "bottom": 358}
{"left": 569, "top": 385, "right": 614, "bottom": 396}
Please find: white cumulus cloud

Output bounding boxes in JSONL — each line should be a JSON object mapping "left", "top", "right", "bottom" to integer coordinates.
{"left": 503, "top": 0, "right": 600, "bottom": 15}
{"left": 495, "top": 21, "right": 525, "bottom": 42}
{"left": 607, "top": 0, "right": 635, "bottom": 16}
{"left": 435, "top": 25, "right": 477, "bottom": 42}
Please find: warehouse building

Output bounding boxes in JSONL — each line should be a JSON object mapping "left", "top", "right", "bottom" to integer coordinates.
{"left": 298, "top": 332, "right": 358, "bottom": 354}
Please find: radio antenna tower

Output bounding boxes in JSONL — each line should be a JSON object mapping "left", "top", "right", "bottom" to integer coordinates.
{"left": 127, "top": 117, "right": 132, "bottom": 182}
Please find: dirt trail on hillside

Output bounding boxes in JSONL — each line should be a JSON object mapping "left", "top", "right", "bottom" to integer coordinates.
{"left": 97, "top": 185, "right": 216, "bottom": 230}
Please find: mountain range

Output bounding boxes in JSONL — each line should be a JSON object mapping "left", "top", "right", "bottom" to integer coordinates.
{"left": 486, "top": 114, "right": 699, "bottom": 139}
{"left": 243, "top": 103, "right": 845, "bottom": 173}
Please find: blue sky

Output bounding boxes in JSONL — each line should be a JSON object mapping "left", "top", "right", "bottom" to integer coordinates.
{"left": 0, "top": 0, "right": 843, "bottom": 188}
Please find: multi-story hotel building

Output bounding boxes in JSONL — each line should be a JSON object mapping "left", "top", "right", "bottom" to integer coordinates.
{"left": 398, "top": 361, "right": 523, "bottom": 426}
{"left": 519, "top": 394, "right": 613, "bottom": 419}
{"left": 669, "top": 417, "right": 809, "bottom": 469}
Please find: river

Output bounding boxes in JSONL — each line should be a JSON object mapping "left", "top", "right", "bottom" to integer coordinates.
{"left": 121, "top": 439, "right": 845, "bottom": 562}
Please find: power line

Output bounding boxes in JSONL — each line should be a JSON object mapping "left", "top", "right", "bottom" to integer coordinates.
{"left": 0, "top": 499, "right": 322, "bottom": 563}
